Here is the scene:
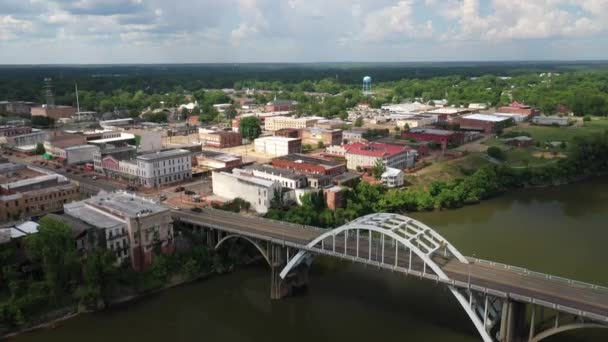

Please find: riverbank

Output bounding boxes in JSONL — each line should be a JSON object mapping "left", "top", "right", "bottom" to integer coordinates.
{"left": 9, "top": 176, "right": 608, "bottom": 342}
{"left": 0, "top": 265, "right": 232, "bottom": 341}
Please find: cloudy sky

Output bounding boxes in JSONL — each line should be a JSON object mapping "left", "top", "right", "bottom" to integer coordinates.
{"left": 1, "top": 0, "right": 607, "bottom": 64}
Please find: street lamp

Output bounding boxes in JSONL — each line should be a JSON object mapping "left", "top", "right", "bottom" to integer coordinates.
{"left": 468, "top": 252, "right": 476, "bottom": 288}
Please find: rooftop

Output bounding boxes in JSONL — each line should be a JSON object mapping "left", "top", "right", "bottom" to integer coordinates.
{"left": 88, "top": 133, "right": 135, "bottom": 144}
{"left": 382, "top": 167, "right": 403, "bottom": 177}
{"left": 248, "top": 164, "right": 307, "bottom": 181}
{"left": 200, "top": 149, "right": 242, "bottom": 162}
{"left": 44, "top": 213, "right": 94, "bottom": 238}
{"left": 220, "top": 169, "right": 278, "bottom": 188}
{"left": 342, "top": 142, "right": 408, "bottom": 158}
{"left": 137, "top": 149, "right": 191, "bottom": 161}
{"left": 273, "top": 153, "right": 343, "bottom": 168}
{"left": 408, "top": 128, "right": 459, "bottom": 136}
{"left": 255, "top": 136, "right": 300, "bottom": 142}
{"left": 64, "top": 144, "right": 99, "bottom": 151}
{"left": 462, "top": 114, "right": 513, "bottom": 122}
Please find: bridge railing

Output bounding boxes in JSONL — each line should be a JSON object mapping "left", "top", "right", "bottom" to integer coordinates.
{"left": 468, "top": 256, "right": 608, "bottom": 293}
{"left": 202, "top": 207, "right": 327, "bottom": 233}
{"left": 175, "top": 212, "right": 608, "bottom": 324}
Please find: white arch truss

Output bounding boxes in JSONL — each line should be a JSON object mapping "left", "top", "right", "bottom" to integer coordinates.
{"left": 279, "top": 213, "right": 494, "bottom": 342}
{"left": 215, "top": 234, "right": 271, "bottom": 266}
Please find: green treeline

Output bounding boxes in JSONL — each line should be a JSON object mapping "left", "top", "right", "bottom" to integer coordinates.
{"left": 2, "top": 65, "right": 608, "bottom": 119}
{"left": 266, "top": 131, "right": 608, "bottom": 228}
{"left": 0, "top": 219, "right": 229, "bottom": 329}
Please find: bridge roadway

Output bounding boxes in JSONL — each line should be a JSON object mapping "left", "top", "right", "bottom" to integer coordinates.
{"left": 174, "top": 209, "right": 608, "bottom": 321}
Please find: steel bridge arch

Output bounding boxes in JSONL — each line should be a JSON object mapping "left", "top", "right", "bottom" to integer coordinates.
{"left": 530, "top": 323, "right": 608, "bottom": 342}
{"left": 279, "top": 213, "right": 495, "bottom": 342}
{"left": 215, "top": 234, "right": 271, "bottom": 266}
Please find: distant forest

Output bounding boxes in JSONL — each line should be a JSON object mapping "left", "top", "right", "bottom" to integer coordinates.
{"left": 2, "top": 61, "right": 608, "bottom": 104}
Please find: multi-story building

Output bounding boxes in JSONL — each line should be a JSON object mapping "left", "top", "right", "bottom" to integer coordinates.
{"left": 249, "top": 165, "right": 308, "bottom": 189}
{"left": 271, "top": 154, "right": 346, "bottom": 176}
{"left": 194, "top": 150, "right": 243, "bottom": 170}
{"left": 44, "top": 133, "right": 88, "bottom": 156}
{"left": 325, "top": 142, "right": 415, "bottom": 171}
{"left": 274, "top": 128, "right": 302, "bottom": 138}
{"left": 264, "top": 116, "right": 318, "bottom": 131}
{"left": 30, "top": 106, "right": 77, "bottom": 120}
{"left": 402, "top": 128, "right": 465, "bottom": 150}
{"left": 396, "top": 115, "right": 436, "bottom": 128}
{"left": 459, "top": 114, "right": 513, "bottom": 134}
{"left": 381, "top": 167, "right": 405, "bottom": 188}
{"left": 58, "top": 145, "right": 100, "bottom": 165}
{"left": 343, "top": 129, "right": 367, "bottom": 143}
{"left": 301, "top": 128, "right": 343, "bottom": 147}
{"left": 2, "top": 131, "right": 47, "bottom": 149}
{"left": 0, "top": 126, "right": 32, "bottom": 137}
{"left": 496, "top": 102, "right": 537, "bottom": 120}
{"left": 0, "top": 101, "right": 36, "bottom": 115}
{"left": 137, "top": 149, "right": 192, "bottom": 188}
{"left": 265, "top": 100, "right": 297, "bottom": 112}
{"left": 94, "top": 145, "right": 137, "bottom": 173}
{"left": 0, "top": 162, "right": 80, "bottom": 222}
{"left": 254, "top": 137, "right": 302, "bottom": 157}
{"left": 64, "top": 191, "right": 174, "bottom": 271}
{"left": 199, "top": 129, "right": 242, "bottom": 148}
{"left": 212, "top": 169, "right": 281, "bottom": 214}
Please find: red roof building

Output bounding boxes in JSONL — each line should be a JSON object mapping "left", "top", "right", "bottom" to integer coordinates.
{"left": 325, "top": 142, "right": 416, "bottom": 171}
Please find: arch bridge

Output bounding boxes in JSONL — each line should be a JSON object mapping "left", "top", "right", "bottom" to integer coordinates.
{"left": 174, "top": 209, "right": 608, "bottom": 342}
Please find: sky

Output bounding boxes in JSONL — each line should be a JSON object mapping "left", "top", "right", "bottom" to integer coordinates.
{"left": 0, "top": 0, "right": 607, "bottom": 64}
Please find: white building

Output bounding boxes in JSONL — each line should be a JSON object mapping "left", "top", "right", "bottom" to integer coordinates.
{"left": 532, "top": 116, "right": 569, "bottom": 126}
{"left": 381, "top": 167, "right": 405, "bottom": 188}
{"left": 254, "top": 136, "right": 301, "bottom": 157}
{"left": 212, "top": 169, "right": 281, "bottom": 214}
{"left": 249, "top": 165, "right": 308, "bottom": 189}
{"left": 118, "top": 159, "right": 138, "bottom": 177}
{"left": 62, "top": 145, "right": 100, "bottom": 165}
{"left": 264, "top": 116, "right": 318, "bottom": 131}
{"left": 396, "top": 116, "right": 435, "bottom": 128}
{"left": 137, "top": 149, "right": 192, "bottom": 188}
{"left": 138, "top": 130, "right": 163, "bottom": 153}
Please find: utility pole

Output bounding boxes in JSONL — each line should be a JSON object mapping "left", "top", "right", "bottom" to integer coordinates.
{"left": 75, "top": 83, "right": 81, "bottom": 122}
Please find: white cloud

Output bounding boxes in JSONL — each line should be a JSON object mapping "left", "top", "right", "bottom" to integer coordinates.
{"left": 0, "top": 15, "right": 33, "bottom": 40}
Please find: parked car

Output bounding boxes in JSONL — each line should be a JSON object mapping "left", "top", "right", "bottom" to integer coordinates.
{"left": 175, "top": 186, "right": 185, "bottom": 192}
{"left": 185, "top": 190, "right": 195, "bottom": 195}
{"left": 160, "top": 195, "right": 167, "bottom": 201}
{"left": 92, "top": 176, "right": 98, "bottom": 180}
{"left": 190, "top": 207, "right": 202, "bottom": 213}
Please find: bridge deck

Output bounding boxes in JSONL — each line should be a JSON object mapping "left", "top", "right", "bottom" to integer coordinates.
{"left": 174, "top": 209, "right": 608, "bottom": 320}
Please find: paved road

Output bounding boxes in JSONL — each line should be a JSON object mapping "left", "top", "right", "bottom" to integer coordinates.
{"left": 174, "top": 209, "right": 608, "bottom": 320}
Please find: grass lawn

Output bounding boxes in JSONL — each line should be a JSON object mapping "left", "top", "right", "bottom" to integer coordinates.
{"left": 509, "top": 117, "right": 608, "bottom": 144}
{"left": 408, "top": 153, "right": 491, "bottom": 188}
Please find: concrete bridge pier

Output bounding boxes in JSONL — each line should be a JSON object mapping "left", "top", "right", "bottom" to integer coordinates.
{"left": 269, "top": 244, "right": 309, "bottom": 299}
{"left": 498, "top": 300, "right": 527, "bottom": 342}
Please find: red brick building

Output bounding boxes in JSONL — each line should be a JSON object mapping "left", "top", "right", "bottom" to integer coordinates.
{"left": 458, "top": 114, "right": 513, "bottom": 134}
{"left": 496, "top": 102, "right": 537, "bottom": 119}
{"left": 265, "top": 100, "right": 297, "bottom": 112}
{"left": 31, "top": 106, "right": 77, "bottom": 120}
{"left": 274, "top": 128, "right": 302, "bottom": 138}
{"left": 0, "top": 126, "right": 32, "bottom": 137}
{"left": 301, "top": 128, "right": 343, "bottom": 147}
{"left": 324, "top": 186, "right": 344, "bottom": 210}
{"left": 402, "top": 128, "right": 464, "bottom": 149}
{"left": 271, "top": 153, "right": 346, "bottom": 176}
{"left": 199, "top": 130, "right": 242, "bottom": 148}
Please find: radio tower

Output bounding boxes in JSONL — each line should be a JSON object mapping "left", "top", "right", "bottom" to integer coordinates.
{"left": 43, "top": 78, "right": 56, "bottom": 108}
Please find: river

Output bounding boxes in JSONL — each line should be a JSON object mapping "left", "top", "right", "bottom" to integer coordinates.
{"left": 10, "top": 177, "right": 608, "bottom": 342}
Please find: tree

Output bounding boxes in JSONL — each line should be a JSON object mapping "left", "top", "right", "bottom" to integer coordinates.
{"left": 354, "top": 117, "right": 364, "bottom": 127}
{"left": 239, "top": 116, "right": 262, "bottom": 140}
{"left": 31, "top": 116, "right": 55, "bottom": 128}
{"left": 35, "top": 143, "right": 45, "bottom": 155}
{"left": 317, "top": 141, "right": 325, "bottom": 149}
{"left": 487, "top": 146, "right": 505, "bottom": 161}
{"left": 25, "top": 217, "right": 80, "bottom": 303}
{"left": 224, "top": 105, "right": 238, "bottom": 120}
{"left": 372, "top": 158, "right": 386, "bottom": 180}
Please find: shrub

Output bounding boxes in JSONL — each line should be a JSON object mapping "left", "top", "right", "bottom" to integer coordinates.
{"left": 487, "top": 146, "right": 505, "bottom": 160}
